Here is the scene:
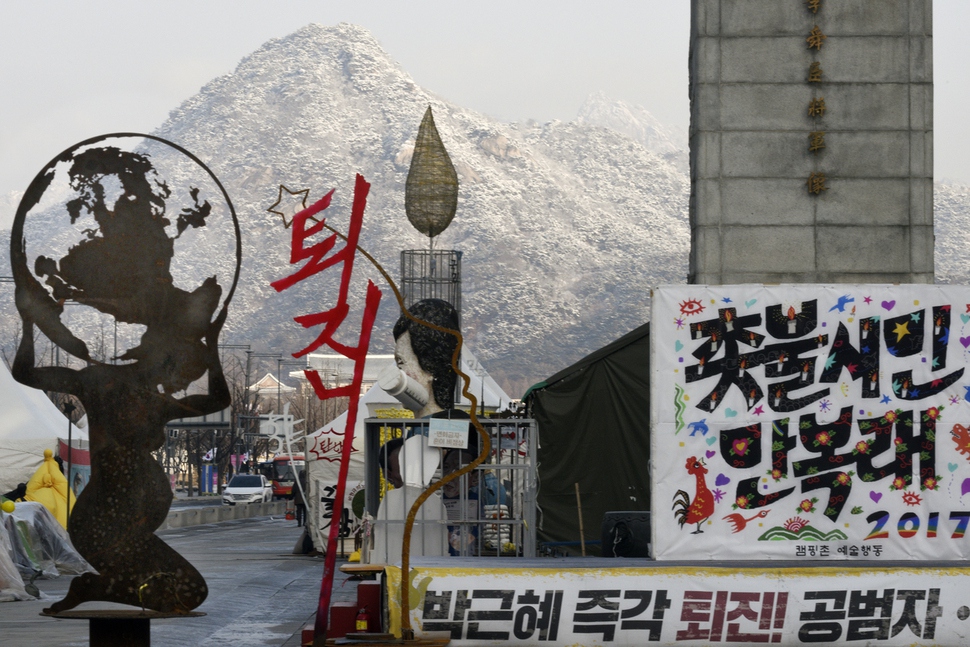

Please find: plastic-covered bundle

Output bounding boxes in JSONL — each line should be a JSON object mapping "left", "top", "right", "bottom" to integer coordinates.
{"left": 3, "top": 502, "right": 93, "bottom": 579}
{"left": 0, "top": 510, "right": 30, "bottom": 601}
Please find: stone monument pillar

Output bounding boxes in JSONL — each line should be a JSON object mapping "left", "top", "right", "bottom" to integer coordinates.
{"left": 688, "top": 0, "right": 933, "bottom": 284}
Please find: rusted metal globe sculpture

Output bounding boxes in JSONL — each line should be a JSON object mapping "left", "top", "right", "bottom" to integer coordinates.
{"left": 10, "top": 133, "right": 240, "bottom": 614}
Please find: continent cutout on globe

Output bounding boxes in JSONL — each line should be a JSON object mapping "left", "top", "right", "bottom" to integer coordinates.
{"left": 14, "top": 137, "right": 237, "bottom": 380}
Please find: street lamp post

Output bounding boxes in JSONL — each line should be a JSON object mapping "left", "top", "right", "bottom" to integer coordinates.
{"left": 62, "top": 402, "right": 76, "bottom": 533}
{"left": 278, "top": 359, "right": 310, "bottom": 466}
{"left": 277, "top": 358, "right": 309, "bottom": 415}
{"left": 246, "top": 351, "right": 282, "bottom": 462}
{"left": 246, "top": 351, "right": 283, "bottom": 409}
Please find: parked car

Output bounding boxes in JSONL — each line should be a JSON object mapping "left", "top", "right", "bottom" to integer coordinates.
{"left": 222, "top": 474, "right": 273, "bottom": 505}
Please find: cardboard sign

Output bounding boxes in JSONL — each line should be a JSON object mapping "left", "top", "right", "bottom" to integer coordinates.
{"left": 428, "top": 418, "right": 469, "bottom": 449}
{"left": 652, "top": 285, "right": 970, "bottom": 561}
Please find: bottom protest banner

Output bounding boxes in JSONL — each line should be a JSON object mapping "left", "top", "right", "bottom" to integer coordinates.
{"left": 384, "top": 559, "right": 970, "bottom": 646}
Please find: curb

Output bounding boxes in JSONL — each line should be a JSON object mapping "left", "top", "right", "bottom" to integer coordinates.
{"left": 161, "top": 501, "right": 287, "bottom": 529}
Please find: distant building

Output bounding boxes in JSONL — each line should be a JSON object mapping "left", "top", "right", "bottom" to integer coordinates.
{"left": 289, "top": 354, "right": 396, "bottom": 397}
{"left": 249, "top": 372, "right": 296, "bottom": 405}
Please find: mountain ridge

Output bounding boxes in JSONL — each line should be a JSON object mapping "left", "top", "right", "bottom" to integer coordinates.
{"left": 147, "top": 22, "right": 691, "bottom": 395}
{"left": 5, "top": 23, "right": 966, "bottom": 397}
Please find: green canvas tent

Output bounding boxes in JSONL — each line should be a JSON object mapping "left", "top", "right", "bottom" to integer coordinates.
{"left": 525, "top": 322, "right": 651, "bottom": 555}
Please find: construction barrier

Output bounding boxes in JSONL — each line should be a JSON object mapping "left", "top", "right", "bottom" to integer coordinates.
{"left": 160, "top": 500, "right": 287, "bottom": 530}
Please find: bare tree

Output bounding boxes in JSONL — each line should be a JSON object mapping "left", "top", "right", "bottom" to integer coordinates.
{"left": 285, "top": 382, "right": 348, "bottom": 437}
{"left": 0, "top": 318, "right": 22, "bottom": 370}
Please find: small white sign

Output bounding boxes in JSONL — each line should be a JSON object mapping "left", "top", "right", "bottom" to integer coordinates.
{"left": 428, "top": 418, "right": 469, "bottom": 449}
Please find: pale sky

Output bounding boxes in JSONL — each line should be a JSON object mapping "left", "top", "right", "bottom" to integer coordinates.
{"left": 1, "top": 1, "right": 968, "bottom": 202}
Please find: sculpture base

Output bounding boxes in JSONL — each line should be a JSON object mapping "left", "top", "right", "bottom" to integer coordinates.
{"left": 42, "top": 609, "right": 205, "bottom": 647}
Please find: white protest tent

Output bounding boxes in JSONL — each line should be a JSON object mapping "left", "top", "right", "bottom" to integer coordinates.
{"left": 0, "top": 363, "right": 79, "bottom": 492}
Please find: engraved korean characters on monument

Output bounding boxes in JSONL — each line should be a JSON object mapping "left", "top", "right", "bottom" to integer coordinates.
{"left": 689, "top": 0, "right": 933, "bottom": 284}
{"left": 10, "top": 134, "right": 240, "bottom": 613}
{"left": 652, "top": 285, "right": 970, "bottom": 561}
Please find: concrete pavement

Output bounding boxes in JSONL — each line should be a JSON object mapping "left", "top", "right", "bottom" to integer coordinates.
{"left": 0, "top": 515, "right": 354, "bottom": 646}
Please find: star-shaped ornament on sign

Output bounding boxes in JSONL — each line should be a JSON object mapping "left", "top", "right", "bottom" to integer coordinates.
{"left": 267, "top": 184, "right": 311, "bottom": 228}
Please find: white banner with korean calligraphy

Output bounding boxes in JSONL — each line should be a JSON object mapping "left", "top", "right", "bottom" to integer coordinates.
{"left": 306, "top": 425, "right": 365, "bottom": 545}
{"left": 652, "top": 285, "right": 970, "bottom": 561}
{"left": 387, "top": 563, "right": 970, "bottom": 645}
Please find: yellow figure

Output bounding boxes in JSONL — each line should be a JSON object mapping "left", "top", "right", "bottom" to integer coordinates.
{"left": 24, "top": 449, "right": 75, "bottom": 528}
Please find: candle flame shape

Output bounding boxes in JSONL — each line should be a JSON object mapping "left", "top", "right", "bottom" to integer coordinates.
{"left": 405, "top": 106, "right": 459, "bottom": 239}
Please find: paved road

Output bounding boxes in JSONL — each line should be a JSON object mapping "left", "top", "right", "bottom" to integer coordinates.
{"left": 1, "top": 515, "right": 353, "bottom": 646}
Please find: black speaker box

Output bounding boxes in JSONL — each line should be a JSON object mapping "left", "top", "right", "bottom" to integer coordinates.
{"left": 601, "top": 511, "right": 652, "bottom": 558}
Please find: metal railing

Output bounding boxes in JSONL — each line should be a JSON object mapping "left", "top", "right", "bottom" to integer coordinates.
{"left": 363, "top": 417, "right": 537, "bottom": 562}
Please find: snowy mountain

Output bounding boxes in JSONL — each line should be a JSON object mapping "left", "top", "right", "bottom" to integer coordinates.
{"left": 934, "top": 182, "right": 970, "bottom": 285}
{"left": 6, "top": 23, "right": 970, "bottom": 397}
{"left": 576, "top": 92, "right": 688, "bottom": 171}
{"left": 143, "top": 23, "right": 691, "bottom": 395}
{"left": 0, "top": 191, "right": 21, "bottom": 231}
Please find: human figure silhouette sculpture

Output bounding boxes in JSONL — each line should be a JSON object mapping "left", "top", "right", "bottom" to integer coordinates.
{"left": 11, "top": 143, "right": 235, "bottom": 613}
